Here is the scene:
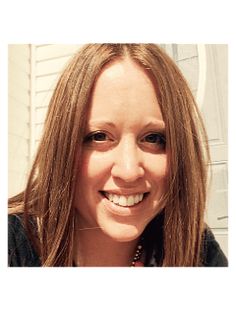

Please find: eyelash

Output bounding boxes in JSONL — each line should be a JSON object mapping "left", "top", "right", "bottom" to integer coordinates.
{"left": 84, "top": 131, "right": 166, "bottom": 148}
{"left": 83, "top": 131, "right": 109, "bottom": 143}
{"left": 142, "top": 133, "right": 166, "bottom": 146}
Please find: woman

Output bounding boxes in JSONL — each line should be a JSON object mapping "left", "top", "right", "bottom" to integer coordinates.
{"left": 8, "top": 44, "right": 228, "bottom": 267}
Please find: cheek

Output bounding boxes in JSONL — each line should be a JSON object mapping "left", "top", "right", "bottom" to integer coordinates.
{"left": 74, "top": 152, "right": 109, "bottom": 208}
{"left": 147, "top": 154, "right": 168, "bottom": 181}
{"left": 78, "top": 152, "right": 110, "bottom": 182}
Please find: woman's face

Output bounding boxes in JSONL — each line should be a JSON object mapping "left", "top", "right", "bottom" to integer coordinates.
{"left": 74, "top": 58, "right": 168, "bottom": 242}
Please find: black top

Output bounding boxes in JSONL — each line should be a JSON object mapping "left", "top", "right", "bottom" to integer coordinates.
{"left": 8, "top": 214, "right": 41, "bottom": 267}
{"left": 8, "top": 214, "right": 228, "bottom": 267}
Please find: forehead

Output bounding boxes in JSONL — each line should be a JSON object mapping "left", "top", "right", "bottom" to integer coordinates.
{"left": 87, "top": 57, "right": 163, "bottom": 125}
{"left": 94, "top": 57, "right": 155, "bottom": 95}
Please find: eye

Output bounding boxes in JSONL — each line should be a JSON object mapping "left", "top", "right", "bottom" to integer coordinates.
{"left": 144, "top": 133, "right": 165, "bottom": 144}
{"left": 84, "top": 131, "right": 109, "bottom": 143}
{"left": 141, "top": 132, "right": 166, "bottom": 150}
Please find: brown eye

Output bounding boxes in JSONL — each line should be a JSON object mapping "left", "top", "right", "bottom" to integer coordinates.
{"left": 84, "top": 131, "right": 108, "bottom": 143}
{"left": 92, "top": 132, "right": 107, "bottom": 141}
{"left": 144, "top": 133, "right": 166, "bottom": 145}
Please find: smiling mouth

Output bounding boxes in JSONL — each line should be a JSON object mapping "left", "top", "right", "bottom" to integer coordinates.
{"left": 100, "top": 191, "right": 149, "bottom": 207}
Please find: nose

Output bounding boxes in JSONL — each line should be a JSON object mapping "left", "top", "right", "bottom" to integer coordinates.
{"left": 111, "top": 138, "right": 145, "bottom": 183}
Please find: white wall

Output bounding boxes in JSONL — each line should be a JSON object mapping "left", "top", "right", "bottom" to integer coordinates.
{"left": 8, "top": 44, "right": 31, "bottom": 197}
{"left": 33, "top": 44, "right": 82, "bottom": 152}
{"left": 198, "top": 45, "right": 228, "bottom": 256}
{"left": 8, "top": 44, "right": 82, "bottom": 196}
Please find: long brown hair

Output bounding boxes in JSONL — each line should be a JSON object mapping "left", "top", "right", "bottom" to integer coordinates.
{"left": 9, "top": 44, "right": 210, "bottom": 266}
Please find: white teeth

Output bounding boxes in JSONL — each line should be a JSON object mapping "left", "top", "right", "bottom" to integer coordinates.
{"left": 119, "top": 196, "right": 127, "bottom": 206}
{"left": 113, "top": 194, "right": 119, "bottom": 204}
{"left": 104, "top": 192, "right": 146, "bottom": 207}
{"left": 127, "top": 196, "right": 135, "bottom": 206}
{"left": 134, "top": 194, "right": 140, "bottom": 204}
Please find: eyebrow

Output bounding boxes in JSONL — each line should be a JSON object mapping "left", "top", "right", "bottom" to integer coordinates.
{"left": 88, "top": 120, "right": 116, "bottom": 128}
{"left": 87, "top": 119, "right": 166, "bottom": 131}
{"left": 143, "top": 120, "right": 166, "bottom": 130}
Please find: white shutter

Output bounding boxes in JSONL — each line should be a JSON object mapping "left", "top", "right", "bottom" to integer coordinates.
{"left": 8, "top": 44, "right": 31, "bottom": 196}
{"left": 33, "top": 44, "right": 82, "bottom": 152}
{"left": 198, "top": 45, "right": 228, "bottom": 257}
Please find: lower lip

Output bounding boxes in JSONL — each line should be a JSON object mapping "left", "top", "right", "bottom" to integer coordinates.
{"left": 99, "top": 192, "right": 149, "bottom": 217}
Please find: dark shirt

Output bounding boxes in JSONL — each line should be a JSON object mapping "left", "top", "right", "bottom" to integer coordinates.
{"left": 8, "top": 214, "right": 41, "bottom": 267}
{"left": 8, "top": 214, "right": 228, "bottom": 267}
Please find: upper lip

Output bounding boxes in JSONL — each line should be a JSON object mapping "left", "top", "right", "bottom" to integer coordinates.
{"left": 100, "top": 190, "right": 150, "bottom": 196}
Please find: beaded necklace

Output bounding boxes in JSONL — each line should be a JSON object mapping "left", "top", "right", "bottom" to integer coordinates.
{"left": 131, "top": 238, "right": 144, "bottom": 267}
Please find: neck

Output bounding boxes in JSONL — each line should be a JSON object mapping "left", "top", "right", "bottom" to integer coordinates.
{"left": 73, "top": 228, "right": 140, "bottom": 267}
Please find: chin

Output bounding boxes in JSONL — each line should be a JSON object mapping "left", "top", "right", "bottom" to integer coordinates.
{"left": 99, "top": 221, "right": 144, "bottom": 242}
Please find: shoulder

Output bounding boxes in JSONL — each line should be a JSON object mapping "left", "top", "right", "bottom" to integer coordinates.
{"left": 8, "top": 214, "right": 41, "bottom": 267}
{"left": 201, "top": 227, "right": 228, "bottom": 267}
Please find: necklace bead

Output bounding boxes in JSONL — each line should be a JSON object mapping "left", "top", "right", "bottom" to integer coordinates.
{"left": 131, "top": 238, "right": 144, "bottom": 267}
